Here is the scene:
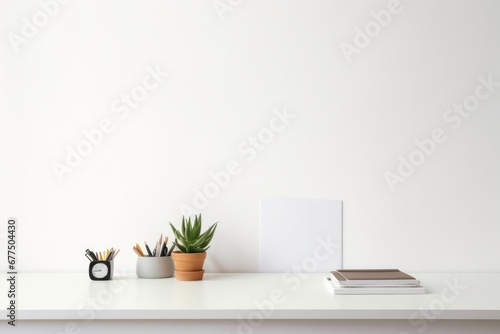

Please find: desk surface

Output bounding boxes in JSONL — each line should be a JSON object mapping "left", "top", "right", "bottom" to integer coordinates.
{"left": 2, "top": 272, "right": 500, "bottom": 320}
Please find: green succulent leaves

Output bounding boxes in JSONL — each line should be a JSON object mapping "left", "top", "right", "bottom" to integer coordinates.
{"left": 169, "top": 214, "right": 218, "bottom": 253}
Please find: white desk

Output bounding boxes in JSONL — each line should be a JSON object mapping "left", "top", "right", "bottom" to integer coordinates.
{"left": 2, "top": 273, "right": 500, "bottom": 333}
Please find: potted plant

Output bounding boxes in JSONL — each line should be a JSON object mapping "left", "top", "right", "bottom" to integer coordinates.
{"left": 169, "top": 214, "right": 218, "bottom": 281}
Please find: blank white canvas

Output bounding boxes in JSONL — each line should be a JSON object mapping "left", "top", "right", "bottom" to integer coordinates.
{"left": 260, "top": 198, "right": 342, "bottom": 273}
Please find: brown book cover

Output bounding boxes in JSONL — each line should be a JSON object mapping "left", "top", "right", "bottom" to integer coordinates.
{"left": 330, "top": 269, "right": 419, "bottom": 286}
{"left": 331, "top": 271, "right": 347, "bottom": 282}
{"left": 337, "top": 269, "right": 416, "bottom": 281}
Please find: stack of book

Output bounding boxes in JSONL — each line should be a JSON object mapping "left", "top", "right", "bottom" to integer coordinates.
{"left": 324, "top": 269, "right": 426, "bottom": 295}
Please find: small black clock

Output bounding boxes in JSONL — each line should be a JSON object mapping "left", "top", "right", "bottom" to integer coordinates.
{"left": 89, "top": 260, "right": 114, "bottom": 281}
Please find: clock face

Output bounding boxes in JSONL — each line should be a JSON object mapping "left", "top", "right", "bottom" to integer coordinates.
{"left": 92, "top": 263, "right": 109, "bottom": 279}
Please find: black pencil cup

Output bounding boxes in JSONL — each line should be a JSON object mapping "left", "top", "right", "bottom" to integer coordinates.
{"left": 88, "top": 260, "right": 114, "bottom": 281}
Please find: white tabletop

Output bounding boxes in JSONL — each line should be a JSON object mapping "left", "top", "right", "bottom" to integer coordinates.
{"left": 2, "top": 272, "right": 500, "bottom": 320}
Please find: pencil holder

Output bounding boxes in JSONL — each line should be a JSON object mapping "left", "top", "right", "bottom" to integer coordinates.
{"left": 89, "top": 260, "right": 114, "bottom": 281}
{"left": 136, "top": 256, "right": 174, "bottom": 279}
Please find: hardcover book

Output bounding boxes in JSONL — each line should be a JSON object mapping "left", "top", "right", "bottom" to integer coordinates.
{"left": 323, "top": 277, "right": 426, "bottom": 295}
{"left": 331, "top": 269, "right": 420, "bottom": 286}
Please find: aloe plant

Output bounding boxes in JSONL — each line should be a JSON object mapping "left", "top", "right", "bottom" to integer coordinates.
{"left": 169, "top": 214, "right": 218, "bottom": 253}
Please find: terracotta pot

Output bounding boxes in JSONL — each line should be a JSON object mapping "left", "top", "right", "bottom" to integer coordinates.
{"left": 171, "top": 251, "right": 207, "bottom": 281}
{"left": 175, "top": 269, "right": 205, "bottom": 281}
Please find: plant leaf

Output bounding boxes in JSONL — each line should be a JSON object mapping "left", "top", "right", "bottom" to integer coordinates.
{"left": 169, "top": 216, "right": 218, "bottom": 253}
{"left": 192, "top": 214, "right": 202, "bottom": 238}
{"left": 181, "top": 217, "right": 186, "bottom": 236}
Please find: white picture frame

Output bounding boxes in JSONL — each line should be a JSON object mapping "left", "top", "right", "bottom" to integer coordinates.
{"left": 260, "top": 198, "right": 343, "bottom": 273}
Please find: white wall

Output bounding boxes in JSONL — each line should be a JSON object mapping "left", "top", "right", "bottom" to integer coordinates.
{"left": 1, "top": 0, "right": 499, "bottom": 274}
